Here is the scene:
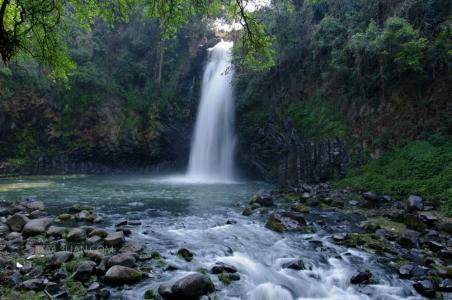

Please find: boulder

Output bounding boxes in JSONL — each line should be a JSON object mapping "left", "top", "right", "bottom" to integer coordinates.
{"left": 242, "top": 207, "right": 253, "bottom": 216}
{"left": 88, "top": 228, "right": 109, "bottom": 238}
{"left": 407, "top": 195, "right": 424, "bottom": 211}
{"left": 86, "top": 235, "right": 103, "bottom": 246}
{"left": 45, "top": 282, "right": 69, "bottom": 299}
{"left": 211, "top": 262, "right": 237, "bottom": 274}
{"left": 362, "top": 192, "right": 379, "bottom": 201}
{"left": 250, "top": 191, "right": 274, "bottom": 207}
{"left": 282, "top": 259, "right": 306, "bottom": 271}
{"left": 6, "top": 213, "right": 29, "bottom": 232}
{"left": 48, "top": 251, "right": 74, "bottom": 268}
{"left": 105, "top": 265, "right": 142, "bottom": 285}
{"left": 350, "top": 270, "right": 372, "bottom": 284}
{"left": 73, "top": 261, "right": 96, "bottom": 282}
{"left": 58, "top": 213, "right": 72, "bottom": 221}
{"left": 413, "top": 279, "right": 436, "bottom": 298}
{"left": 265, "top": 213, "right": 306, "bottom": 233}
{"left": 119, "top": 243, "right": 143, "bottom": 253}
{"left": 22, "top": 218, "right": 53, "bottom": 237}
{"left": 104, "top": 231, "right": 125, "bottom": 246}
{"left": 177, "top": 248, "right": 194, "bottom": 262}
{"left": 171, "top": 273, "right": 214, "bottom": 298}
{"left": 107, "top": 253, "right": 137, "bottom": 268}
{"left": 398, "top": 264, "right": 414, "bottom": 278}
{"left": 67, "top": 228, "right": 87, "bottom": 242}
{"left": 20, "top": 279, "right": 44, "bottom": 291}
{"left": 46, "top": 226, "right": 66, "bottom": 238}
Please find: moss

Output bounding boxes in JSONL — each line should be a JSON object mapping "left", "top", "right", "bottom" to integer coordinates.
{"left": 265, "top": 215, "right": 284, "bottom": 233}
{"left": 337, "top": 141, "right": 452, "bottom": 216}
{"left": 196, "top": 268, "right": 209, "bottom": 275}
{"left": 218, "top": 273, "right": 231, "bottom": 286}
{"left": 62, "top": 278, "right": 86, "bottom": 297}
{"left": 292, "top": 203, "right": 310, "bottom": 213}
{"left": 370, "top": 217, "right": 406, "bottom": 233}
{"left": 150, "top": 251, "right": 161, "bottom": 259}
{"left": 144, "top": 289, "right": 155, "bottom": 299}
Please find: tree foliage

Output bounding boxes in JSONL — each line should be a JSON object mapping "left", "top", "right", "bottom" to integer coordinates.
{"left": 0, "top": 0, "right": 274, "bottom": 78}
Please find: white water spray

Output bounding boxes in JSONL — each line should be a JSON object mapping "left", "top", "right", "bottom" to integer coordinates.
{"left": 186, "top": 40, "right": 236, "bottom": 182}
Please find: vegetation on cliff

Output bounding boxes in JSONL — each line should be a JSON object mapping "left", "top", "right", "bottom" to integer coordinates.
{"left": 337, "top": 141, "right": 452, "bottom": 215}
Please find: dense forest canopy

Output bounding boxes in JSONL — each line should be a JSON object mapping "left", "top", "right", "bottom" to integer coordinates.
{"left": 0, "top": 0, "right": 273, "bottom": 77}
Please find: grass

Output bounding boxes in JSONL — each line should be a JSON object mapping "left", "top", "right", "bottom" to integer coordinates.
{"left": 337, "top": 141, "right": 452, "bottom": 215}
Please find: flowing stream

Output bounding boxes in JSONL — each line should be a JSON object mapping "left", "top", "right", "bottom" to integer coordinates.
{"left": 186, "top": 40, "right": 236, "bottom": 183}
{"left": 0, "top": 175, "right": 423, "bottom": 300}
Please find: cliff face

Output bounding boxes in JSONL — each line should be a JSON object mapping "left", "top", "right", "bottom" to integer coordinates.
{"left": 0, "top": 22, "right": 215, "bottom": 175}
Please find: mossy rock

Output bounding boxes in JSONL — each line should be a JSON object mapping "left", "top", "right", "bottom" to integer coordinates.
{"left": 218, "top": 273, "right": 231, "bottom": 286}
{"left": 144, "top": 289, "right": 155, "bottom": 299}
{"left": 265, "top": 215, "right": 284, "bottom": 233}
{"left": 292, "top": 203, "right": 310, "bottom": 213}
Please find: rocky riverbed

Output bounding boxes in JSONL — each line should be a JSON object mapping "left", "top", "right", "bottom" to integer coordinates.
{"left": 0, "top": 178, "right": 451, "bottom": 299}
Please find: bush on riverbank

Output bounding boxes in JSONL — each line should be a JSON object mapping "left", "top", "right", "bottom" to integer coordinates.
{"left": 336, "top": 141, "right": 452, "bottom": 215}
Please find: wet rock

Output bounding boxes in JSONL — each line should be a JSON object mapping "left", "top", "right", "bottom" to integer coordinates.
{"left": 128, "top": 220, "right": 142, "bottom": 226}
{"left": 45, "top": 282, "right": 69, "bottom": 299}
{"left": 158, "top": 285, "right": 173, "bottom": 299}
{"left": 75, "top": 210, "right": 91, "bottom": 221}
{"left": 6, "top": 213, "right": 29, "bottom": 232}
{"left": 350, "top": 270, "right": 372, "bottom": 284}
{"left": 87, "top": 282, "right": 101, "bottom": 292}
{"left": 399, "top": 264, "right": 414, "bottom": 278}
{"left": 413, "top": 279, "right": 435, "bottom": 298}
{"left": 48, "top": 251, "right": 74, "bottom": 268}
{"left": 397, "top": 230, "right": 420, "bottom": 248}
{"left": 120, "top": 242, "right": 143, "bottom": 253}
{"left": 292, "top": 203, "right": 310, "bottom": 213}
{"left": 404, "top": 214, "right": 427, "bottom": 231}
{"left": 68, "top": 204, "right": 82, "bottom": 213}
{"left": 0, "top": 223, "right": 9, "bottom": 235}
{"left": 407, "top": 195, "right": 424, "bottom": 212}
{"left": 426, "top": 240, "right": 444, "bottom": 251}
{"left": 362, "top": 192, "right": 379, "bottom": 202}
{"left": 250, "top": 190, "right": 274, "bottom": 207}
{"left": 265, "top": 213, "right": 306, "bottom": 233}
{"left": 171, "top": 273, "right": 214, "bottom": 299}
{"left": 226, "top": 219, "right": 237, "bottom": 225}
{"left": 177, "top": 248, "right": 194, "bottom": 262}
{"left": 107, "top": 253, "right": 137, "bottom": 268}
{"left": 46, "top": 226, "right": 66, "bottom": 238}
{"left": 105, "top": 265, "right": 142, "bottom": 285}
{"left": 144, "top": 288, "right": 155, "bottom": 299}
{"left": 29, "top": 210, "right": 47, "bottom": 219}
{"left": 20, "top": 279, "right": 44, "bottom": 291}
{"left": 116, "top": 227, "right": 132, "bottom": 236}
{"left": 211, "top": 262, "right": 238, "bottom": 274}
{"left": 86, "top": 235, "right": 103, "bottom": 246}
{"left": 85, "top": 250, "right": 104, "bottom": 263}
{"left": 333, "top": 233, "right": 347, "bottom": 242}
{"left": 6, "top": 231, "right": 21, "bottom": 240}
{"left": 22, "top": 217, "right": 52, "bottom": 237}
{"left": 96, "top": 289, "right": 111, "bottom": 299}
{"left": 104, "top": 231, "right": 125, "bottom": 246}
{"left": 282, "top": 259, "right": 306, "bottom": 271}
{"left": 24, "top": 201, "right": 45, "bottom": 211}
{"left": 73, "top": 261, "right": 96, "bottom": 282}
{"left": 58, "top": 213, "right": 72, "bottom": 221}
{"left": 115, "top": 219, "right": 128, "bottom": 227}
{"left": 242, "top": 207, "right": 253, "bottom": 216}
{"left": 227, "top": 273, "right": 240, "bottom": 281}
{"left": 67, "top": 228, "right": 87, "bottom": 241}
{"left": 435, "top": 218, "right": 452, "bottom": 234}
{"left": 438, "top": 279, "right": 452, "bottom": 292}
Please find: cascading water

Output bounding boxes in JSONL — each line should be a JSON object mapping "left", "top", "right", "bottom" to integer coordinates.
{"left": 186, "top": 40, "right": 236, "bottom": 182}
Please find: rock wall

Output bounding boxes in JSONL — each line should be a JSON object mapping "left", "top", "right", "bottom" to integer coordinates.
{"left": 237, "top": 121, "right": 350, "bottom": 187}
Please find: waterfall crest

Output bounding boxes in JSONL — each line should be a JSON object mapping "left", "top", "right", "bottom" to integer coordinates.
{"left": 186, "top": 40, "right": 236, "bottom": 182}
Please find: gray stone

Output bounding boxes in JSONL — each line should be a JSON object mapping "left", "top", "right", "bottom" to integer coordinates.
{"left": 104, "top": 231, "right": 125, "bottom": 246}
{"left": 24, "top": 201, "right": 45, "bottom": 211}
{"left": 86, "top": 235, "right": 103, "bottom": 246}
{"left": 407, "top": 195, "right": 424, "bottom": 211}
{"left": 6, "top": 213, "right": 29, "bottom": 232}
{"left": 350, "top": 270, "right": 372, "bottom": 284}
{"left": 46, "top": 226, "right": 66, "bottom": 238}
{"left": 107, "top": 253, "right": 137, "bottom": 268}
{"left": 20, "top": 279, "right": 44, "bottom": 291}
{"left": 48, "top": 251, "right": 74, "bottom": 268}
{"left": 171, "top": 273, "right": 213, "bottom": 298}
{"left": 67, "top": 228, "right": 87, "bottom": 242}
{"left": 22, "top": 217, "right": 53, "bottom": 237}
{"left": 88, "top": 228, "right": 108, "bottom": 238}
{"left": 105, "top": 265, "right": 142, "bottom": 285}
{"left": 73, "top": 261, "right": 96, "bottom": 282}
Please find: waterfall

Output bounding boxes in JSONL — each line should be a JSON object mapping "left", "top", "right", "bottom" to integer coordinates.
{"left": 186, "top": 40, "right": 236, "bottom": 182}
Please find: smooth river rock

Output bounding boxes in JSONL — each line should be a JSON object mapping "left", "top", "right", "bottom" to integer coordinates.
{"left": 22, "top": 218, "right": 53, "bottom": 236}
{"left": 171, "top": 273, "right": 214, "bottom": 299}
{"left": 105, "top": 265, "right": 142, "bottom": 285}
